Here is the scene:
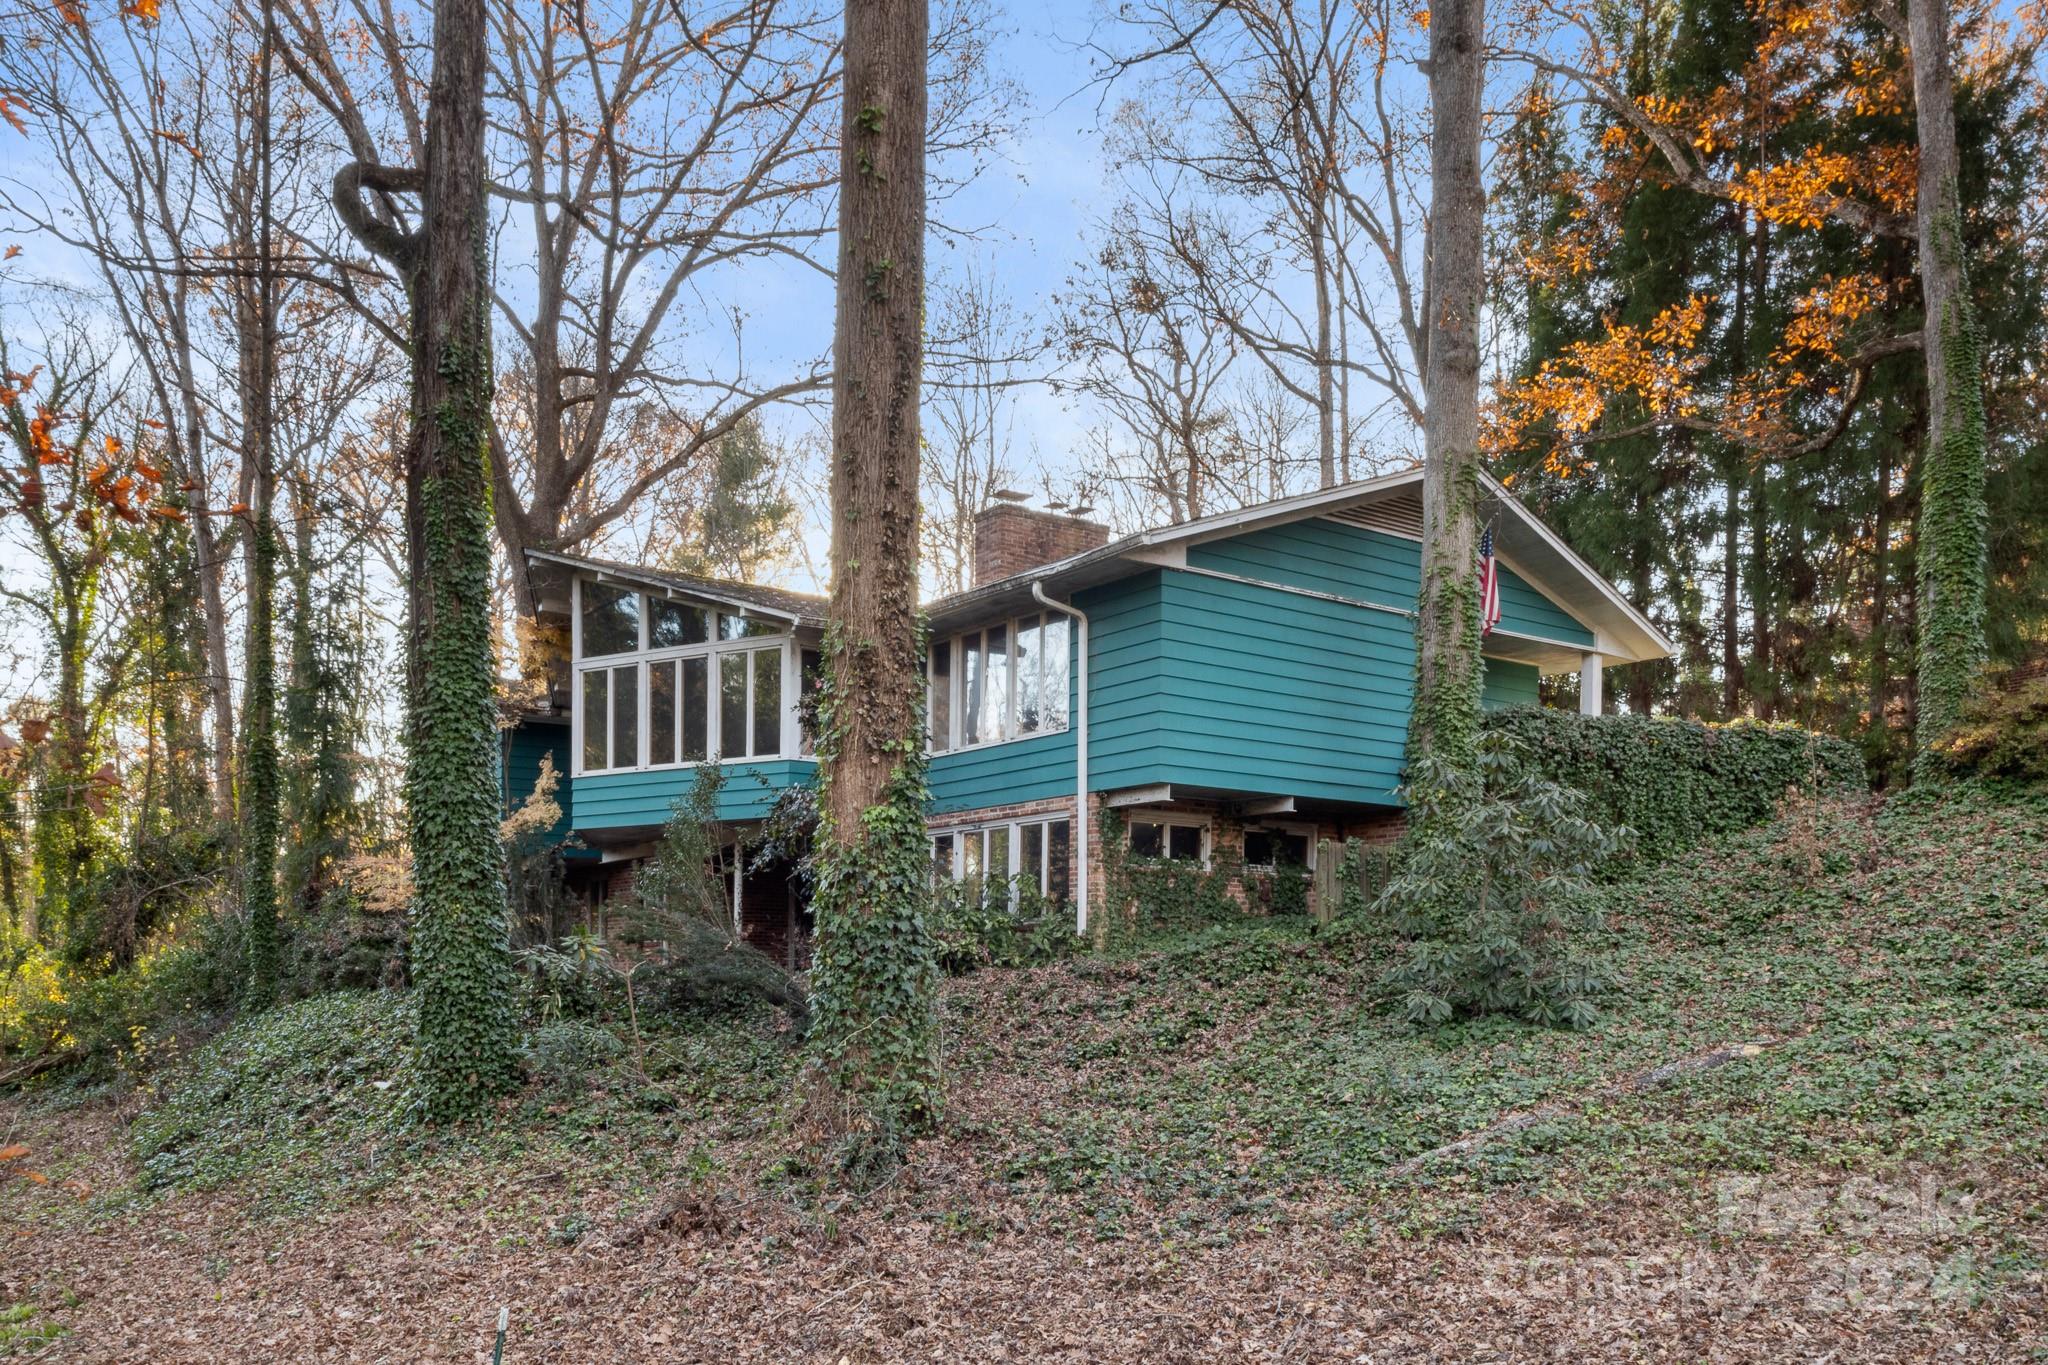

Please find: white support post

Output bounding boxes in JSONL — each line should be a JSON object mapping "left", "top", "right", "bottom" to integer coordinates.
{"left": 1580, "top": 652, "right": 1604, "bottom": 716}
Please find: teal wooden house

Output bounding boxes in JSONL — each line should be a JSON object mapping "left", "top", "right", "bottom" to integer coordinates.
{"left": 507, "top": 471, "right": 1673, "bottom": 961}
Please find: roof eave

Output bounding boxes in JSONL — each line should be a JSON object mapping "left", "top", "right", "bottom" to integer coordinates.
{"left": 524, "top": 549, "right": 826, "bottom": 629}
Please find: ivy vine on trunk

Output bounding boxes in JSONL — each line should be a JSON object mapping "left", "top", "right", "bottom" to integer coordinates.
{"left": 803, "top": 0, "right": 944, "bottom": 1154}
{"left": 1899, "top": 0, "right": 1989, "bottom": 778}
{"left": 333, "top": 0, "right": 517, "bottom": 1117}
{"left": 1408, "top": 0, "right": 1488, "bottom": 776}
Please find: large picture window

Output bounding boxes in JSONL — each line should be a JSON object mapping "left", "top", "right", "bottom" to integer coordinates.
{"left": 572, "top": 577, "right": 796, "bottom": 774}
{"left": 929, "top": 611, "right": 1072, "bottom": 752}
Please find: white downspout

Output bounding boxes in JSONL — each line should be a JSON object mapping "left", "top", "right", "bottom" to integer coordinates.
{"left": 1032, "top": 582, "right": 1090, "bottom": 937}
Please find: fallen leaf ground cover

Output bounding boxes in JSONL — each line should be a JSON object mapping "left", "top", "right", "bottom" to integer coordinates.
{"left": 2, "top": 781, "right": 2044, "bottom": 1361}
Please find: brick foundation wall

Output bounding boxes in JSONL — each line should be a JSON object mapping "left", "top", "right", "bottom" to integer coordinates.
{"left": 971, "top": 504, "right": 1110, "bottom": 587}
{"left": 932, "top": 792, "right": 1407, "bottom": 930}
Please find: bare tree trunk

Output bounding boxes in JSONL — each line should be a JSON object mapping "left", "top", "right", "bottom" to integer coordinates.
{"left": 239, "top": 11, "right": 282, "bottom": 1006}
{"left": 1312, "top": 226, "right": 1337, "bottom": 487}
{"left": 805, "top": 0, "right": 943, "bottom": 1139}
{"left": 1409, "top": 0, "right": 1486, "bottom": 766}
{"left": 1903, "top": 0, "right": 1988, "bottom": 775}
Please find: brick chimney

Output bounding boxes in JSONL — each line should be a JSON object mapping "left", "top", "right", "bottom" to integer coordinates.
{"left": 972, "top": 503, "right": 1111, "bottom": 587}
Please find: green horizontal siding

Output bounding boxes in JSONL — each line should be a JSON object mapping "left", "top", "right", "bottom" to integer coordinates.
{"left": 927, "top": 731, "right": 1076, "bottom": 814}
{"left": 1494, "top": 566, "right": 1594, "bottom": 647}
{"left": 1187, "top": 517, "right": 1595, "bottom": 647}
{"left": 1072, "top": 570, "right": 1412, "bottom": 806}
{"left": 572, "top": 758, "right": 816, "bottom": 830}
{"left": 1481, "top": 657, "right": 1541, "bottom": 710}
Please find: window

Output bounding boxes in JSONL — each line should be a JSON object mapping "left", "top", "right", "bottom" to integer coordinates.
{"left": 961, "top": 630, "right": 984, "bottom": 746}
{"left": 1014, "top": 614, "right": 1042, "bottom": 733}
{"left": 929, "top": 640, "right": 952, "bottom": 753}
{"left": 1040, "top": 616, "right": 1070, "bottom": 729}
{"left": 1244, "top": 826, "right": 1313, "bottom": 869}
{"left": 649, "top": 599, "right": 709, "bottom": 649}
{"left": 714, "top": 646, "right": 783, "bottom": 760}
{"left": 580, "top": 582, "right": 640, "bottom": 657}
{"left": 1047, "top": 820, "right": 1071, "bottom": 902}
{"left": 571, "top": 574, "right": 797, "bottom": 776}
{"left": 581, "top": 668, "right": 609, "bottom": 771}
{"left": 579, "top": 664, "right": 642, "bottom": 772}
{"left": 930, "top": 613, "right": 1072, "bottom": 750}
{"left": 1128, "top": 816, "right": 1207, "bottom": 865}
{"left": 718, "top": 652, "right": 748, "bottom": 757}
{"left": 980, "top": 625, "right": 1009, "bottom": 744}
{"left": 610, "top": 664, "right": 638, "bottom": 767}
{"left": 649, "top": 659, "right": 677, "bottom": 766}
{"left": 929, "top": 816, "right": 1073, "bottom": 908}
{"left": 681, "top": 656, "right": 709, "bottom": 761}
{"left": 752, "top": 646, "right": 782, "bottom": 755}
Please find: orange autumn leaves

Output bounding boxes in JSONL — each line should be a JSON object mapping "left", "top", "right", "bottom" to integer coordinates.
{"left": 1490, "top": 274, "right": 1890, "bottom": 467}
{"left": 3, "top": 368, "right": 174, "bottom": 533}
{"left": 1490, "top": 0, "right": 1930, "bottom": 469}
{"left": 1488, "top": 297, "right": 1711, "bottom": 473}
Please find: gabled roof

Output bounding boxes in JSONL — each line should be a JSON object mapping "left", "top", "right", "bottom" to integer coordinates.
{"left": 526, "top": 550, "right": 829, "bottom": 629}
{"left": 529, "top": 471, "right": 1676, "bottom": 668}
{"left": 926, "top": 469, "right": 1677, "bottom": 667}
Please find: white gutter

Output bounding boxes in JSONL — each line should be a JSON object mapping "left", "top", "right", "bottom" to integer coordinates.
{"left": 1032, "top": 581, "right": 1090, "bottom": 937}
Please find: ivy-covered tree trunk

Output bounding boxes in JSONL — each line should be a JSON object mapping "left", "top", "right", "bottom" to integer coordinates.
{"left": 1408, "top": 0, "right": 1486, "bottom": 768}
{"left": 412, "top": 0, "right": 517, "bottom": 1117}
{"left": 804, "top": 0, "right": 943, "bottom": 1144}
{"left": 1904, "top": 0, "right": 1988, "bottom": 777}
{"left": 331, "top": 0, "right": 519, "bottom": 1117}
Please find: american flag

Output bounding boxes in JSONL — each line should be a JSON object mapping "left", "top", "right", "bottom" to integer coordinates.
{"left": 1478, "top": 527, "right": 1501, "bottom": 636}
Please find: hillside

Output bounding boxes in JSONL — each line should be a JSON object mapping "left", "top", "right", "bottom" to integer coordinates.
{"left": 3, "top": 781, "right": 2045, "bottom": 1361}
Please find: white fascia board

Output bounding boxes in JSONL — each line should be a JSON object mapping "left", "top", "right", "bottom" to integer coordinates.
{"left": 527, "top": 550, "right": 806, "bottom": 627}
{"left": 1482, "top": 474, "right": 1677, "bottom": 661}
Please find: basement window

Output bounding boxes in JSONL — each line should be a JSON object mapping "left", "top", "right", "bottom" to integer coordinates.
{"left": 1127, "top": 816, "right": 1206, "bottom": 865}
{"left": 1243, "top": 826, "right": 1313, "bottom": 870}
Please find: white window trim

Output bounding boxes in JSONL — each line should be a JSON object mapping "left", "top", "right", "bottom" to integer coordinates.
{"left": 1123, "top": 811, "right": 1213, "bottom": 868}
{"left": 570, "top": 575, "right": 800, "bottom": 778}
{"left": 929, "top": 611, "right": 1072, "bottom": 756}
{"left": 930, "top": 813, "right": 1075, "bottom": 907}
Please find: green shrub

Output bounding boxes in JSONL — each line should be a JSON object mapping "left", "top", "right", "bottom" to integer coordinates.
{"left": 1380, "top": 733, "right": 1627, "bottom": 1028}
{"left": 1932, "top": 674, "right": 2048, "bottom": 782}
{"left": 930, "top": 879, "right": 1073, "bottom": 973}
{"left": 1328, "top": 838, "right": 1395, "bottom": 920}
{"left": 523, "top": 1019, "right": 626, "bottom": 1097}
{"left": 1, "top": 910, "right": 241, "bottom": 1078}
{"left": 1481, "top": 707, "right": 1866, "bottom": 865}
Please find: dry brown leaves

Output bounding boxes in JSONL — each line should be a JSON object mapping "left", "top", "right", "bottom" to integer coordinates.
{"left": 2, "top": 1091, "right": 2042, "bottom": 1364}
